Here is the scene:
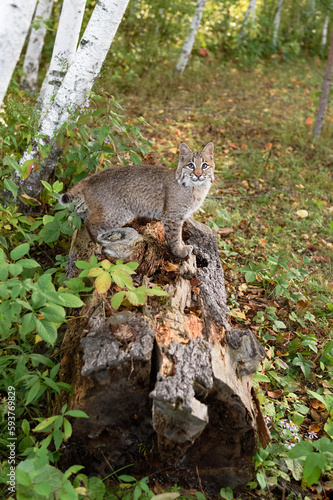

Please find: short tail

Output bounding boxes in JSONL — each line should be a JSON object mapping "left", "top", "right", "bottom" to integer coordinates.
{"left": 58, "top": 181, "right": 85, "bottom": 205}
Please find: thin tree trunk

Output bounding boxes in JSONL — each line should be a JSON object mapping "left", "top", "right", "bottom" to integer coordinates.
{"left": 313, "top": 29, "right": 333, "bottom": 137}
{"left": 39, "top": 0, "right": 86, "bottom": 116}
{"left": 322, "top": 15, "right": 329, "bottom": 47}
{"left": 240, "top": 0, "right": 257, "bottom": 37}
{"left": 272, "top": 0, "right": 284, "bottom": 48}
{"left": 20, "top": 0, "right": 130, "bottom": 197}
{"left": 20, "top": 0, "right": 54, "bottom": 92}
{"left": 175, "top": 0, "right": 207, "bottom": 75}
{"left": 0, "top": 0, "right": 37, "bottom": 107}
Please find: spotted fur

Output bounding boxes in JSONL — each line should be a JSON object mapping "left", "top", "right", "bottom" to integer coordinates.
{"left": 59, "top": 142, "right": 215, "bottom": 258}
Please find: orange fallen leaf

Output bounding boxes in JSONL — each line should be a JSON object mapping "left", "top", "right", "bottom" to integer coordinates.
{"left": 241, "top": 180, "right": 250, "bottom": 190}
{"left": 265, "top": 142, "right": 273, "bottom": 150}
{"left": 305, "top": 116, "right": 313, "bottom": 125}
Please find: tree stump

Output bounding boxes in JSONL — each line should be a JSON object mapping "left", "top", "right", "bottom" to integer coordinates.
{"left": 59, "top": 217, "right": 268, "bottom": 496}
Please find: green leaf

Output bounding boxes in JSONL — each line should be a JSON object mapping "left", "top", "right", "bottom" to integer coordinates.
{"left": 126, "top": 289, "right": 147, "bottom": 305}
{"left": 53, "top": 428, "right": 63, "bottom": 451}
{"left": 40, "top": 305, "right": 66, "bottom": 323}
{"left": 36, "top": 319, "right": 58, "bottom": 345}
{"left": 20, "top": 258, "right": 40, "bottom": 269}
{"left": 314, "top": 436, "right": 333, "bottom": 453}
{"left": 130, "top": 151, "right": 142, "bottom": 164}
{"left": 145, "top": 286, "right": 168, "bottom": 296}
{"left": 21, "top": 313, "right": 37, "bottom": 334}
{"left": 253, "top": 373, "right": 270, "bottom": 383}
{"left": 34, "top": 482, "right": 52, "bottom": 497}
{"left": 34, "top": 415, "right": 58, "bottom": 432}
{"left": 220, "top": 487, "right": 233, "bottom": 500}
{"left": 3, "top": 156, "right": 22, "bottom": 174}
{"left": 87, "top": 476, "right": 106, "bottom": 500}
{"left": 118, "top": 474, "right": 136, "bottom": 482}
{"left": 256, "top": 470, "right": 266, "bottom": 490}
{"left": 22, "top": 419, "right": 30, "bottom": 436}
{"left": 63, "top": 417, "right": 72, "bottom": 439}
{"left": 324, "top": 418, "right": 333, "bottom": 439}
{"left": 8, "top": 262, "right": 23, "bottom": 276}
{"left": 111, "top": 269, "right": 133, "bottom": 289}
{"left": 288, "top": 440, "right": 314, "bottom": 459}
{"left": 26, "top": 380, "right": 41, "bottom": 405}
{"left": 57, "top": 292, "right": 84, "bottom": 308}
{"left": 10, "top": 243, "right": 30, "bottom": 261}
{"left": 65, "top": 410, "right": 89, "bottom": 418}
{"left": 4, "top": 178, "right": 18, "bottom": 199}
{"left": 41, "top": 180, "right": 52, "bottom": 191}
{"left": 111, "top": 291, "right": 126, "bottom": 310}
{"left": 43, "top": 376, "right": 61, "bottom": 393}
{"left": 133, "top": 484, "right": 142, "bottom": 500}
{"left": 303, "top": 452, "right": 327, "bottom": 485}
{"left": 75, "top": 260, "right": 92, "bottom": 269}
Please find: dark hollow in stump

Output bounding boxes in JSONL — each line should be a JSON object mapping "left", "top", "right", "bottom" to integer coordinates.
{"left": 59, "top": 218, "right": 268, "bottom": 496}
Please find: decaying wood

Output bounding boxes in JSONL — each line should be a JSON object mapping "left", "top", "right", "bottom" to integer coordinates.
{"left": 59, "top": 218, "right": 268, "bottom": 496}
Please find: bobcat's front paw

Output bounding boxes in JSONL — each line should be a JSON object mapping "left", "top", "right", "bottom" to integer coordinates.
{"left": 173, "top": 244, "right": 193, "bottom": 259}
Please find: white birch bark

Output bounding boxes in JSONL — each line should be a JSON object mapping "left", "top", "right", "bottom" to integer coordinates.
{"left": 20, "top": 0, "right": 54, "bottom": 92}
{"left": 175, "top": 0, "right": 207, "bottom": 75}
{"left": 322, "top": 15, "right": 329, "bottom": 47}
{"left": 21, "top": 0, "right": 130, "bottom": 196}
{"left": 240, "top": 0, "right": 257, "bottom": 37}
{"left": 0, "top": 0, "right": 37, "bottom": 107}
{"left": 39, "top": 0, "right": 86, "bottom": 116}
{"left": 272, "top": 0, "right": 284, "bottom": 48}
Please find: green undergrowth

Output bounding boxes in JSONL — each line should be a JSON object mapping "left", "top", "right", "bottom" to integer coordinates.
{"left": 0, "top": 56, "right": 333, "bottom": 499}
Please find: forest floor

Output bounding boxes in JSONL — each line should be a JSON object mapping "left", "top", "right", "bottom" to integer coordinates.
{"left": 100, "top": 57, "right": 333, "bottom": 498}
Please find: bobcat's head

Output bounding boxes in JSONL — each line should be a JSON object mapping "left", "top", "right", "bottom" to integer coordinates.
{"left": 176, "top": 142, "right": 215, "bottom": 189}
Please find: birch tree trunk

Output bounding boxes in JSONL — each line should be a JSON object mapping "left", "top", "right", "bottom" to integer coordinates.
{"left": 175, "top": 0, "right": 207, "bottom": 75}
{"left": 20, "top": 0, "right": 130, "bottom": 197}
{"left": 0, "top": 0, "right": 37, "bottom": 107}
{"left": 272, "top": 0, "right": 284, "bottom": 48}
{"left": 20, "top": 0, "right": 54, "bottom": 92}
{"left": 39, "top": 0, "right": 86, "bottom": 116}
{"left": 322, "top": 15, "right": 329, "bottom": 47}
{"left": 240, "top": 0, "right": 257, "bottom": 37}
{"left": 313, "top": 29, "right": 333, "bottom": 137}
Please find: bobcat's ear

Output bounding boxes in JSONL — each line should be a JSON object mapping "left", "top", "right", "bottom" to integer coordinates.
{"left": 202, "top": 142, "right": 214, "bottom": 160}
{"left": 179, "top": 142, "right": 192, "bottom": 163}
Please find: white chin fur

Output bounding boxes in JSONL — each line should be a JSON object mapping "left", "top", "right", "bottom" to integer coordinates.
{"left": 178, "top": 174, "right": 212, "bottom": 189}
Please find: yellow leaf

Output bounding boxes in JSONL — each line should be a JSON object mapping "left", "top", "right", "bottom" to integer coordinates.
{"left": 88, "top": 267, "right": 104, "bottom": 277}
{"left": 296, "top": 209, "right": 309, "bottom": 218}
{"left": 230, "top": 309, "right": 246, "bottom": 320}
{"left": 95, "top": 272, "right": 111, "bottom": 294}
{"left": 101, "top": 259, "right": 111, "bottom": 270}
{"left": 35, "top": 335, "right": 43, "bottom": 344}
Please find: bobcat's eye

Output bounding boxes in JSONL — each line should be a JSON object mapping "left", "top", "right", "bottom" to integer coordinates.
{"left": 202, "top": 162, "right": 209, "bottom": 169}
{"left": 187, "top": 163, "right": 195, "bottom": 170}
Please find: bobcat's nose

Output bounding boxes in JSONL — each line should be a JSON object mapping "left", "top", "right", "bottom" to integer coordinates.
{"left": 195, "top": 173, "right": 202, "bottom": 178}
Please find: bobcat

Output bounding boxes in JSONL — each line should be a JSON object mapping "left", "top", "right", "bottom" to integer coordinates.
{"left": 59, "top": 142, "right": 215, "bottom": 258}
